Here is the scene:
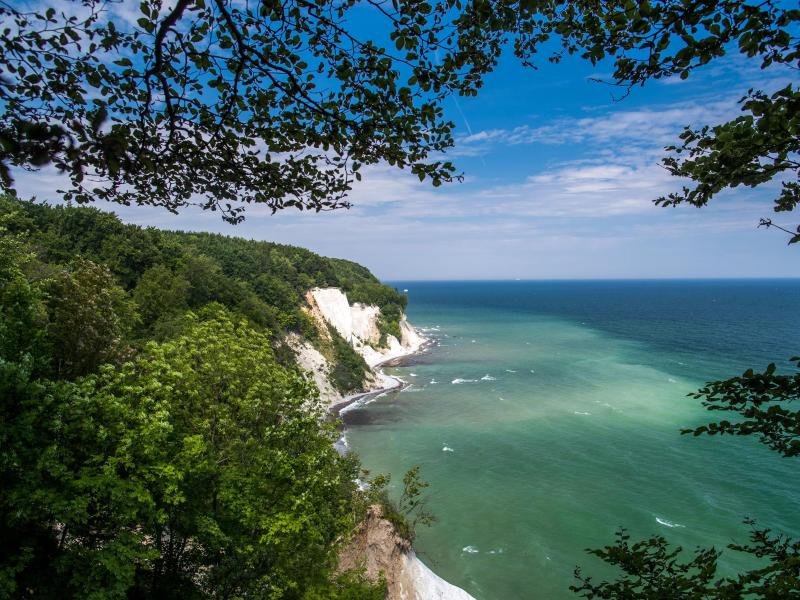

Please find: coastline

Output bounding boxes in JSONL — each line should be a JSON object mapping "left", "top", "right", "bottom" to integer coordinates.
{"left": 330, "top": 327, "right": 478, "bottom": 600}
{"left": 328, "top": 340, "right": 432, "bottom": 419}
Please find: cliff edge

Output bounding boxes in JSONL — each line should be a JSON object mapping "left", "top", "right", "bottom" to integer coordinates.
{"left": 308, "top": 287, "right": 425, "bottom": 367}
{"left": 289, "top": 287, "right": 426, "bottom": 407}
{"left": 339, "top": 506, "right": 476, "bottom": 600}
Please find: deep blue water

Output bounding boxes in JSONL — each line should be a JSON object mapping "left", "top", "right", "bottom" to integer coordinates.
{"left": 394, "top": 279, "right": 800, "bottom": 378}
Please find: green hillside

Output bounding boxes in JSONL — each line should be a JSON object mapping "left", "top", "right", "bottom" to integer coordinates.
{"left": 0, "top": 196, "right": 407, "bottom": 598}
{"left": 0, "top": 197, "right": 407, "bottom": 391}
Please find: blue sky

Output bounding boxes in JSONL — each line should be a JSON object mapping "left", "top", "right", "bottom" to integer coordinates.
{"left": 12, "top": 8, "right": 800, "bottom": 280}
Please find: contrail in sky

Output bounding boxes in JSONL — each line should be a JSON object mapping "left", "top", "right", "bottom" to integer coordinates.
{"left": 452, "top": 95, "right": 487, "bottom": 167}
{"left": 452, "top": 95, "right": 474, "bottom": 136}
{"left": 435, "top": 48, "right": 486, "bottom": 166}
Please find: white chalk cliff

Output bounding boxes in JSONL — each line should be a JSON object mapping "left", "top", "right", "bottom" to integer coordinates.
{"left": 307, "top": 287, "right": 426, "bottom": 368}
{"left": 288, "top": 287, "right": 426, "bottom": 407}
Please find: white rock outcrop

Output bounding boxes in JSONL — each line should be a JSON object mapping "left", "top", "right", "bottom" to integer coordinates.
{"left": 290, "top": 287, "right": 427, "bottom": 407}
{"left": 309, "top": 287, "right": 353, "bottom": 342}
{"left": 351, "top": 303, "right": 382, "bottom": 346}
{"left": 284, "top": 333, "right": 340, "bottom": 406}
{"left": 308, "top": 287, "right": 426, "bottom": 368}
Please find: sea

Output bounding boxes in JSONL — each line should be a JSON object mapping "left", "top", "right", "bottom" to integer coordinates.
{"left": 341, "top": 280, "right": 800, "bottom": 600}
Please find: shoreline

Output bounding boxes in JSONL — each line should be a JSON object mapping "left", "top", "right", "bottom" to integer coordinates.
{"left": 328, "top": 334, "right": 433, "bottom": 420}
{"left": 329, "top": 328, "right": 478, "bottom": 600}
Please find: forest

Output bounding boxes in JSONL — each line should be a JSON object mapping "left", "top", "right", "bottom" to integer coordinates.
{"left": 0, "top": 196, "right": 408, "bottom": 598}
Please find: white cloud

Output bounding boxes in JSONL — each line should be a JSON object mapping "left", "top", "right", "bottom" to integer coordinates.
{"left": 457, "top": 99, "right": 737, "bottom": 153}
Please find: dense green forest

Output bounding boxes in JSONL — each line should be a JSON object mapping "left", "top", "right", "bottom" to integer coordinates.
{"left": 0, "top": 197, "right": 407, "bottom": 391}
{"left": 0, "top": 197, "right": 411, "bottom": 598}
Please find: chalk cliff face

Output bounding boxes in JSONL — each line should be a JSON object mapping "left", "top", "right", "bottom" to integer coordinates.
{"left": 307, "top": 287, "right": 426, "bottom": 368}
{"left": 284, "top": 332, "right": 340, "bottom": 406}
{"left": 307, "top": 287, "right": 354, "bottom": 342}
{"left": 338, "top": 506, "right": 476, "bottom": 600}
{"left": 289, "top": 287, "right": 426, "bottom": 408}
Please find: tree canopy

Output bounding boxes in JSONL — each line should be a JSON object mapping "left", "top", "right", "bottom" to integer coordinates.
{"left": 0, "top": 0, "right": 470, "bottom": 221}
{"left": 1, "top": 1, "right": 797, "bottom": 225}
{"left": 0, "top": 206, "right": 400, "bottom": 598}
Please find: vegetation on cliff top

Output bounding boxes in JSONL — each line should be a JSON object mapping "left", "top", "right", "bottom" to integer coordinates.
{"left": 0, "top": 197, "right": 407, "bottom": 391}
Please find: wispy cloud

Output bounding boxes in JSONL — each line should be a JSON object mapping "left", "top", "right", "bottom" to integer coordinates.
{"left": 457, "top": 98, "right": 736, "bottom": 153}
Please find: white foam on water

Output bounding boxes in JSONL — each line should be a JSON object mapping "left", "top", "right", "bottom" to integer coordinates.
{"left": 452, "top": 378, "right": 478, "bottom": 384}
{"left": 339, "top": 401, "right": 362, "bottom": 415}
{"left": 402, "top": 387, "right": 424, "bottom": 393}
{"left": 655, "top": 516, "right": 686, "bottom": 528}
{"left": 442, "top": 446, "right": 454, "bottom": 453}
{"left": 471, "top": 339, "right": 477, "bottom": 343}
{"left": 505, "top": 369, "right": 517, "bottom": 373}
{"left": 430, "top": 379, "right": 438, "bottom": 384}
{"left": 480, "top": 374, "right": 496, "bottom": 381}
{"left": 409, "top": 373, "right": 418, "bottom": 377}
{"left": 462, "top": 546, "right": 479, "bottom": 554}
{"left": 334, "top": 434, "right": 350, "bottom": 455}
{"left": 487, "top": 548, "right": 505, "bottom": 555}
{"left": 368, "top": 392, "right": 388, "bottom": 404}
{"left": 573, "top": 411, "right": 591, "bottom": 416}
{"left": 498, "top": 397, "right": 506, "bottom": 401}
{"left": 668, "top": 377, "right": 677, "bottom": 383}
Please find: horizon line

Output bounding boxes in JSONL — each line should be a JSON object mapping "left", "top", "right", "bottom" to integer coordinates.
{"left": 382, "top": 276, "right": 800, "bottom": 282}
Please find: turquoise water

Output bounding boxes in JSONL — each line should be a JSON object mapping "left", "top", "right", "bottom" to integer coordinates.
{"left": 343, "top": 280, "right": 800, "bottom": 600}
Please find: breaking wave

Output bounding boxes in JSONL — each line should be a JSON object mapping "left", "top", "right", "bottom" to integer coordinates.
{"left": 655, "top": 516, "right": 686, "bottom": 528}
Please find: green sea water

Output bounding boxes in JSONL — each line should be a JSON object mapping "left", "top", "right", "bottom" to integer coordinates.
{"left": 342, "top": 280, "right": 800, "bottom": 600}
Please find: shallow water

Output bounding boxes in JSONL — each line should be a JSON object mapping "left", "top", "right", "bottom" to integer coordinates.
{"left": 343, "top": 280, "right": 800, "bottom": 600}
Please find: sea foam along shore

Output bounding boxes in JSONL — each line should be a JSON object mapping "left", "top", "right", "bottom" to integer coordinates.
{"left": 329, "top": 341, "right": 426, "bottom": 418}
{"left": 329, "top": 332, "right": 430, "bottom": 455}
